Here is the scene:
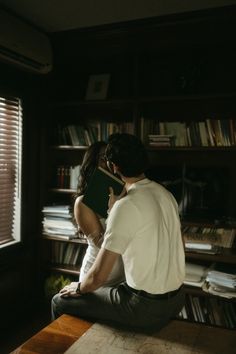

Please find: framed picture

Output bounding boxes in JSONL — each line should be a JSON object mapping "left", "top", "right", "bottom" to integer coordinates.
{"left": 85, "top": 74, "right": 110, "bottom": 100}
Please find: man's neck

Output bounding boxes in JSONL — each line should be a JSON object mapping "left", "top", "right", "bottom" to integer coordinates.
{"left": 122, "top": 173, "right": 146, "bottom": 189}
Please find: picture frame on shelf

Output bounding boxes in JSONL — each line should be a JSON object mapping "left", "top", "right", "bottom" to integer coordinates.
{"left": 85, "top": 74, "right": 110, "bottom": 100}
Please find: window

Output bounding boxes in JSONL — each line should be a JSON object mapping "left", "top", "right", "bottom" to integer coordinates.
{"left": 0, "top": 96, "right": 22, "bottom": 247}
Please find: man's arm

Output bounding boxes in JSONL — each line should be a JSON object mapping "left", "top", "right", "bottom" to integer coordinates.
{"left": 80, "top": 247, "right": 119, "bottom": 292}
{"left": 60, "top": 247, "right": 119, "bottom": 297}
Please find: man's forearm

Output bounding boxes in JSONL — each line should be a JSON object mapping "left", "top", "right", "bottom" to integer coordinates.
{"left": 79, "top": 248, "right": 119, "bottom": 294}
{"left": 79, "top": 270, "right": 106, "bottom": 294}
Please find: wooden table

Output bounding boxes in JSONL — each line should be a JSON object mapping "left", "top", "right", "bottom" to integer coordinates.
{"left": 11, "top": 314, "right": 236, "bottom": 354}
{"left": 11, "top": 314, "right": 92, "bottom": 354}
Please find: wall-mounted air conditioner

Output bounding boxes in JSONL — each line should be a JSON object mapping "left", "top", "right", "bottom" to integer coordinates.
{"left": 0, "top": 9, "right": 53, "bottom": 74}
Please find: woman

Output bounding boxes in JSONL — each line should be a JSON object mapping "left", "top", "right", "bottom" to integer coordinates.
{"left": 74, "top": 141, "right": 125, "bottom": 286}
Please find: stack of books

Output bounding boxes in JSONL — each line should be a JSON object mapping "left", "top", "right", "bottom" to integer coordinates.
{"left": 184, "top": 262, "right": 210, "bottom": 288}
{"left": 184, "top": 241, "right": 222, "bottom": 254}
{"left": 42, "top": 205, "right": 78, "bottom": 240}
{"left": 148, "top": 134, "right": 174, "bottom": 147}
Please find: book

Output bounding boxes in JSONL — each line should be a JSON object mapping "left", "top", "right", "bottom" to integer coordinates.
{"left": 185, "top": 242, "right": 213, "bottom": 250}
{"left": 185, "top": 242, "right": 222, "bottom": 255}
{"left": 82, "top": 166, "right": 124, "bottom": 218}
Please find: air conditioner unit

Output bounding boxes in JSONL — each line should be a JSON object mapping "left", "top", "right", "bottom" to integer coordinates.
{"left": 0, "top": 9, "right": 53, "bottom": 74}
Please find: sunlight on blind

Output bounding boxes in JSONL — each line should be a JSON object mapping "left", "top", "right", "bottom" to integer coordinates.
{"left": 0, "top": 96, "right": 22, "bottom": 246}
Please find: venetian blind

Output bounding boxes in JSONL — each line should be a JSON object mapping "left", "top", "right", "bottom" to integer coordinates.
{"left": 0, "top": 96, "right": 22, "bottom": 246}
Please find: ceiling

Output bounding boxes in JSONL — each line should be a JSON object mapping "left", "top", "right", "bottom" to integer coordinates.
{"left": 0, "top": 0, "right": 236, "bottom": 33}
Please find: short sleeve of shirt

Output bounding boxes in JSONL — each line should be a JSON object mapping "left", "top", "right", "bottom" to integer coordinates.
{"left": 101, "top": 198, "right": 136, "bottom": 255}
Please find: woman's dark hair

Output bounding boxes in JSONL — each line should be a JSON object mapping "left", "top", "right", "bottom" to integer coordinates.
{"left": 105, "top": 133, "right": 149, "bottom": 177}
{"left": 77, "top": 141, "right": 107, "bottom": 196}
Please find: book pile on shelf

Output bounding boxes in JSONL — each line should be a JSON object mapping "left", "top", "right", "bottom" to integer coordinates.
{"left": 184, "top": 262, "right": 210, "bottom": 288}
{"left": 148, "top": 134, "right": 175, "bottom": 147}
{"left": 51, "top": 241, "right": 86, "bottom": 267}
{"left": 42, "top": 205, "right": 78, "bottom": 240}
{"left": 182, "top": 225, "right": 236, "bottom": 254}
{"left": 56, "top": 164, "right": 81, "bottom": 190}
{"left": 183, "top": 261, "right": 236, "bottom": 298}
{"left": 140, "top": 117, "right": 236, "bottom": 147}
{"left": 203, "top": 264, "right": 236, "bottom": 299}
{"left": 184, "top": 242, "right": 221, "bottom": 255}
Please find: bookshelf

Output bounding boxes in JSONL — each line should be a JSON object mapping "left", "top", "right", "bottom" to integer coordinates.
{"left": 40, "top": 101, "right": 135, "bottom": 296}
{"left": 40, "top": 8, "right": 236, "bottom": 329}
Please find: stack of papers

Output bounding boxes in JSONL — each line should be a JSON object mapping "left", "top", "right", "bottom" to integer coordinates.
{"left": 203, "top": 269, "right": 236, "bottom": 298}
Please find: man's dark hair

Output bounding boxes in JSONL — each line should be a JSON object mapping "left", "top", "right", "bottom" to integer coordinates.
{"left": 105, "top": 133, "right": 149, "bottom": 177}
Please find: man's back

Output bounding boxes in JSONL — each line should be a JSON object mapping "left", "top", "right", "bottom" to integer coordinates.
{"left": 103, "top": 178, "right": 185, "bottom": 294}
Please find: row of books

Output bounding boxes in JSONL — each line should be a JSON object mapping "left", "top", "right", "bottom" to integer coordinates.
{"left": 55, "top": 121, "right": 134, "bottom": 146}
{"left": 182, "top": 225, "right": 236, "bottom": 254}
{"left": 55, "top": 164, "right": 81, "bottom": 190}
{"left": 141, "top": 118, "right": 236, "bottom": 147}
{"left": 178, "top": 294, "right": 236, "bottom": 329}
{"left": 51, "top": 241, "right": 86, "bottom": 266}
{"left": 42, "top": 205, "right": 78, "bottom": 239}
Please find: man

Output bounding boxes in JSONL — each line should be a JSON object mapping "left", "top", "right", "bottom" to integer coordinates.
{"left": 52, "top": 133, "right": 185, "bottom": 331}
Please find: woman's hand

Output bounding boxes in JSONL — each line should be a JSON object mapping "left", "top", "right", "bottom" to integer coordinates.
{"left": 108, "top": 186, "right": 126, "bottom": 214}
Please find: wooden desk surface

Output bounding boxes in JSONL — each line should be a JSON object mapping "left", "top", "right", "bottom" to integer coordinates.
{"left": 10, "top": 314, "right": 236, "bottom": 354}
{"left": 11, "top": 314, "right": 92, "bottom": 354}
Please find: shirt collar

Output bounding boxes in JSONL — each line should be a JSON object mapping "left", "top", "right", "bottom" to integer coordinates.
{"left": 127, "top": 178, "right": 151, "bottom": 192}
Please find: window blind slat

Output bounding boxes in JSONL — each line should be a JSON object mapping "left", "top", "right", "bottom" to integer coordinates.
{"left": 0, "top": 237, "right": 14, "bottom": 246}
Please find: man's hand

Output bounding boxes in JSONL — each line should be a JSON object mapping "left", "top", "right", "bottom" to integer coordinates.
{"left": 108, "top": 186, "right": 126, "bottom": 213}
{"left": 59, "top": 282, "right": 80, "bottom": 298}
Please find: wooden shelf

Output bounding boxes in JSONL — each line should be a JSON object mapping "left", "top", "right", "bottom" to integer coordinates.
{"left": 139, "top": 91, "right": 236, "bottom": 103}
{"left": 49, "top": 188, "right": 76, "bottom": 194}
{"left": 185, "top": 248, "right": 236, "bottom": 264}
{"left": 50, "top": 92, "right": 236, "bottom": 107}
{"left": 51, "top": 145, "right": 88, "bottom": 150}
{"left": 43, "top": 234, "right": 87, "bottom": 244}
{"left": 51, "top": 98, "right": 134, "bottom": 108}
{"left": 146, "top": 146, "right": 236, "bottom": 152}
{"left": 183, "top": 285, "right": 235, "bottom": 300}
{"left": 50, "top": 264, "right": 80, "bottom": 276}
